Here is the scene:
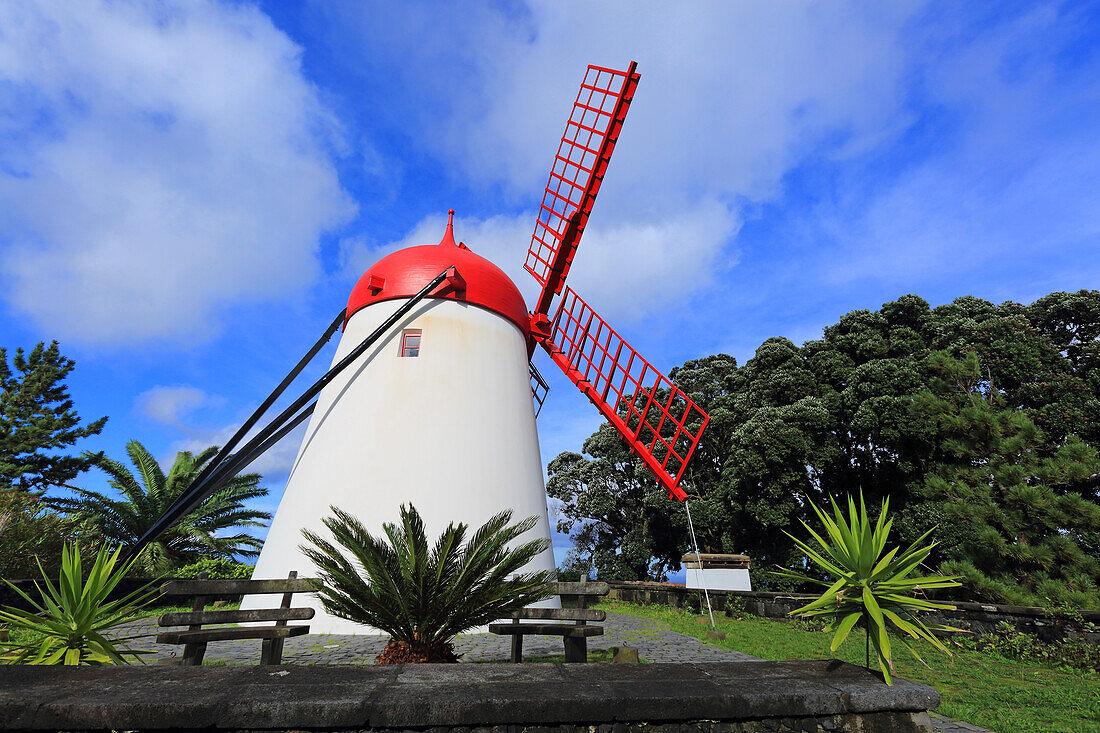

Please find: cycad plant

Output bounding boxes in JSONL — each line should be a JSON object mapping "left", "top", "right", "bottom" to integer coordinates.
{"left": 50, "top": 440, "right": 270, "bottom": 575}
{"left": 302, "top": 504, "right": 555, "bottom": 663}
{"left": 774, "top": 492, "right": 961, "bottom": 684}
{"left": 0, "top": 543, "right": 159, "bottom": 665}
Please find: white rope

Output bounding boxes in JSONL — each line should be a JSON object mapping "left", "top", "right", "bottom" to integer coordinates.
{"left": 684, "top": 499, "right": 715, "bottom": 628}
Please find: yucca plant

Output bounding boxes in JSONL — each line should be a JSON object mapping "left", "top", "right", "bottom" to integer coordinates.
{"left": 302, "top": 504, "right": 555, "bottom": 663}
{"left": 0, "top": 543, "right": 159, "bottom": 665}
{"left": 773, "top": 492, "right": 961, "bottom": 684}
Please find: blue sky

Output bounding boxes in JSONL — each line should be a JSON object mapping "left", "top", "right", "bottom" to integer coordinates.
{"left": 2, "top": 1, "right": 1099, "bottom": 574}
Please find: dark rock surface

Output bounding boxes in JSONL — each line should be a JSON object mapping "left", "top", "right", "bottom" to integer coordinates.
{"left": 0, "top": 660, "right": 938, "bottom": 732}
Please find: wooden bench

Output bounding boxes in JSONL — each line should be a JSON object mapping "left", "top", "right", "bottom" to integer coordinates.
{"left": 488, "top": 579, "right": 610, "bottom": 663}
{"left": 157, "top": 571, "right": 321, "bottom": 666}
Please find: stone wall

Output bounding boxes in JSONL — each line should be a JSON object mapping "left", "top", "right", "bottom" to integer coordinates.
{"left": 0, "top": 661, "right": 939, "bottom": 733}
{"left": 606, "top": 582, "right": 1100, "bottom": 643}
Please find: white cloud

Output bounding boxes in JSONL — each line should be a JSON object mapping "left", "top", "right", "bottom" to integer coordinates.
{"left": 0, "top": 0, "right": 356, "bottom": 343}
{"left": 817, "top": 4, "right": 1100, "bottom": 288}
{"left": 343, "top": 201, "right": 738, "bottom": 324}
{"left": 322, "top": 1, "right": 918, "bottom": 211}
{"left": 136, "top": 385, "right": 212, "bottom": 426}
{"left": 169, "top": 418, "right": 306, "bottom": 482}
{"left": 323, "top": 0, "right": 919, "bottom": 319}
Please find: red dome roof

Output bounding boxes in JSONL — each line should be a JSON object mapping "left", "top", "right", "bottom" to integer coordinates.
{"left": 345, "top": 214, "right": 530, "bottom": 335}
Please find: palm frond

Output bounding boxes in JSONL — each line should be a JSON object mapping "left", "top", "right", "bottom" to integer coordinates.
{"left": 301, "top": 504, "right": 554, "bottom": 647}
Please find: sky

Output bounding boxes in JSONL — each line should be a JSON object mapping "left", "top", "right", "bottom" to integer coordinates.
{"left": 2, "top": 1, "right": 1099, "bottom": 575}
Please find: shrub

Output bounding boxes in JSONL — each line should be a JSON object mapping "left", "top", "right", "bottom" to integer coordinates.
{"left": 0, "top": 489, "right": 100, "bottom": 579}
{"left": 0, "top": 544, "right": 159, "bottom": 665}
{"left": 175, "top": 558, "right": 254, "bottom": 579}
{"left": 302, "top": 503, "right": 555, "bottom": 663}
{"left": 954, "top": 621, "right": 1100, "bottom": 673}
{"left": 773, "top": 492, "right": 962, "bottom": 684}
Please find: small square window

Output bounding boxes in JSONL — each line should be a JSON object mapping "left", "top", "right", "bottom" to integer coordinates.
{"left": 400, "top": 330, "right": 421, "bottom": 357}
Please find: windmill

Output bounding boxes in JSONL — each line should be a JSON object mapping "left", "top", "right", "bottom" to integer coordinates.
{"left": 138, "top": 62, "right": 714, "bottom": 634}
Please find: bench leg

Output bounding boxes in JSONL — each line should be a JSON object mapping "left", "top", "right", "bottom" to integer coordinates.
{"left": 182, "top": 642, "right": 207, "bottom": 666}
{"left": 261, "top": 638, "right": 285, "bottom": 665}
{"left": 563, "top": 635, "right": 587, "bottom": 663}
{"left": 510, "top": 634, "right": 523, "bottom": 663}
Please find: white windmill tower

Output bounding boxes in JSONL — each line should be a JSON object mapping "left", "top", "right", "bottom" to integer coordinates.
{"left": 242, "top": 213, "right": 557, "bottom": 633}
{"left": 139, "top": 62, "right": 713, "bottom": 635}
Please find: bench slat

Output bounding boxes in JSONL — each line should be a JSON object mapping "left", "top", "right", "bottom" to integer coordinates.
{"left": 513, "top": 608, "right": 605, "bottom": 622}
{"left": 159, "top": 607, "right": 315, "bottom": 627}
{"left": 553, "top": 581, "right": 610, "bottom": 595}
{"left": 161, "top": 578, "right": 321, "bottom": 596}
{"left": 156, "top": 625, "right": 310, "bottom": 645}
{"left": 488, "top": 623, "right": 604, "bottom": 637}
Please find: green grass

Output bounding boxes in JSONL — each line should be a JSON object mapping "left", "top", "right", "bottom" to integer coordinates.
{"left": 598, "top": 600, "right": 1099, "bottom": 733}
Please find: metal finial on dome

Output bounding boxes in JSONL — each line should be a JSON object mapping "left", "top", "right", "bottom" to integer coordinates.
{"left": 439, "top": 209, "right": 457, "bottom": 247}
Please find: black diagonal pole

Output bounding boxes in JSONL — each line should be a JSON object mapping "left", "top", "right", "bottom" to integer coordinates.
{"left": 132, "top": 266, "right": 454, "bottom": 555}
{"left": 196, "top": 399, "right": 317, "bottom": 502}
{"left": 173, "top": 307, "right": 347, "bottom": 516}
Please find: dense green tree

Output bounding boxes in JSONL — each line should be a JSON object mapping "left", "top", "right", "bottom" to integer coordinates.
{"left": 547, "top": 423, "right": 685, "bottom": 580}
{"left": 51, "top": 440, "right": 270, "bottom": 575}
{"left": 906, "top": 351, "right": 1100, "bottom": 607}
{"left": 548, "top": 290, "right": 1100, "bottom": 606}
{"left": 0, "top": 342, "right": 107, "bottom": 493}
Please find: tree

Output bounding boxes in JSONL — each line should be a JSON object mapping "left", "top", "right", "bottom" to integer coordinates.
{"left": 50, "top": 440, "right": 271, "bottom": 575}
{"left": 547, "top": 423, "right": 686, "bottom": 581}
{"left": 908, "top": 351, "right": 1100, "bottom": 608}
{"left": 547, "top": 291, "right": 1100, "bottom": 606}
{"left": 301, "top": 504, "right": 554, "bottom": 663}
{"left": 0, "top": 488, "right": 101, "bottom": 579}
{"left": 0, "top": 342, "right": 107, "bottom": 493}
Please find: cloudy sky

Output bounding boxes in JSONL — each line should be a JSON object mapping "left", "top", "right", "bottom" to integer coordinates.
{"left": 2, "top": 1, "right": 1098, "bottom": 570}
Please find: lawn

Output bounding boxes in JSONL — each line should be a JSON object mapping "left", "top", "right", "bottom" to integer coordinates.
{"left": 597, "top": 599, "right": 1099, "bottom": 733}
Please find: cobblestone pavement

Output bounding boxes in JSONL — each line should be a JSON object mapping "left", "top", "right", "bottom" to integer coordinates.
{"left": 121, "top": 612, "right": 993, "bottom": 732}
{"left": 928, "top": 713, "right": 995, "bottom": 732}
{"left": 122, "top": 611, "right": 762, "bottom": 665}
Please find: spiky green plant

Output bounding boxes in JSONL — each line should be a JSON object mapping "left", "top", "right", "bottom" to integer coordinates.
{"left": 302, "top": 504, "right": 555, "bottom": 663}
{"left": 773, "top": 492, "right": 962, "bottom": 684}
{"left": 50, "top": 440, "right": 270, "bottom": 575}
{"left": 0, "top": 543, "right": 159, "bottom": 665}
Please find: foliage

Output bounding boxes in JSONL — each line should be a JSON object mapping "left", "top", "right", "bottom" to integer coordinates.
{"left": 547, "top": 423, "right": 686, "bottom": 580}
{"left": 0, "top": 341, "right": 107, "bottom": 493}
{"left": 0, "top": 544, "right": 159, "bottom": 665}
{"left": 0, "top": 488, "right": 100, "bottom": 579}
{"left": 774, "top": 492, "right": 961, "bottom": 683}
{"left": 301, "top": 503, "right": 555, "bottom": 663}
{"left": 50, "top": 440, "right": 270, "bottom": 576}
{"left": 952, "top": 621, "right": 1100, "bottom": 673}
{"left": 598, "top": 599, "right": 1100, "bottom": 733}
{"left": 175, "top": 557, "right": 254, "bottom": 579}
{"left": 548, "top": 289, "right": 1100, "bottom": 607}
{"left": 911, "top": 350, "right": 1100, "bottom": 607}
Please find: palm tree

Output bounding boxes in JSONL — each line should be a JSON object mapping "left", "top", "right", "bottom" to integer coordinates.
{"left": 302, "top": 504, "right": 554, "bottom": 663}
{"left": 51, "top": 440, "right": 271, "bottom": 576}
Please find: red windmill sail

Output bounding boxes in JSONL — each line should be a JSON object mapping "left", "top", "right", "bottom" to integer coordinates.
{"left": 526, "top": 62, "right": 640, "bottom": 317}
{"left": 526, "top": 62, "right": 710, "bottom": 502}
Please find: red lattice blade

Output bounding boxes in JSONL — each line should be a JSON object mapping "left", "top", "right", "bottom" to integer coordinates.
{"left": 537, "top": 287, "right": 710, "bottom": 501}
{"left": 527, "top": 62, "right": 640, "bottom": 316}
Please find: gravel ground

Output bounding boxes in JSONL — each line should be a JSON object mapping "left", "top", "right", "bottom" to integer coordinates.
{"left": 122, "top": 611, "right": 762, "bottom": 665}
